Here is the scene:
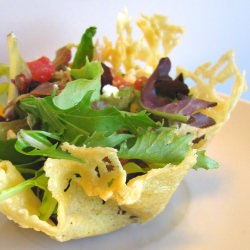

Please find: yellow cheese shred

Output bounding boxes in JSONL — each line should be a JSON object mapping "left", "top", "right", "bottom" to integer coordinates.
{"left": 95, "top": 9, "right": 184, "bottom": 81}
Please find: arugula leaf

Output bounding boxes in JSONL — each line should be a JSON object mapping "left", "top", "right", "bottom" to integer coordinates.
{"left": 19, "top": 91, "right": 156, "bottom": 143}
{"left": 15, "top": 129, "right": 83, "bottom": 163}
{"left": 71, "top": 27, "right": 96, "bottom": 69}
{"left": 0, "top": 170, "right": 46, "bottom": 202}
{"left": 39, "top": 185, "right": 58, "bottom": 221}
{"left": 53, "top": 60, "right": 103, "bottom": 109}
{"left": 193, "top": 150, "right": 219, "bottom": 170}
{"left": 18, "top": 96, "right": 65, "bottom": 134}
{"left": 118, "top": 127, "right": 193, "bottom": 165}
{"left": 0, "top": 170, "right": 57, "bottom": 221}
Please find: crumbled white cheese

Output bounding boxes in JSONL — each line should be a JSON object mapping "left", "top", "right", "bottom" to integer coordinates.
{"left": 102, "top": 84, "right": 119, "bottom": 98}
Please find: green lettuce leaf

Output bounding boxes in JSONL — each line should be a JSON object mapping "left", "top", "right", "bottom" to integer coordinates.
{"left": 15, "top": 129, "right": 83, "bottom": 163}
{"left": 71, "top": 27, "right": 96, "bottom": 69}
{"left": 193, "top": 150, "right": 219, "bottom": 170}
{"left": 0, "top": 169, "right": 57, "bottom": 221}
{"left": 118, "top": 127, "right": 193, "bottom": 165}
{"left": 0, "top": 170, "right": 46, "bottom": 202}
{"left": 83, "top": 131, "right": 133, "bottom": 147}
{"left": 123, "top": 162, "right": 147, "bottom": 174}
{"left": 0, "top": 139, "right": 38, "bottom": 164}
{"left": 99, "top": 85, "right": 136, "bottom": 110}
{"left": 71, "top": 58, "right": 103, "bottom": 80}
{"left": 53, "top": 60, "right": 103, "bottom": 109}
{"left": 18, "top": 91, "right": 156, "bottom": 143}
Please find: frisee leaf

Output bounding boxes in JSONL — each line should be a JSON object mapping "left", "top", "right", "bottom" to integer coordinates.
{"left": 118, "top": 127, "right": 193, "bottom": 164}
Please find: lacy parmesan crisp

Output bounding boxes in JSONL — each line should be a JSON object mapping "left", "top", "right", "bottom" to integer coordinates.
{"left": 0, "top": 11, "right": 247, "bottom": 241}
{"left": 0, "top": 146, "right": 196, "bottom": 241}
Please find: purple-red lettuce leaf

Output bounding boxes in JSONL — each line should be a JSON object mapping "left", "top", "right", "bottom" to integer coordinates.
{"left": 155, "top": 72, "right": 189, "bottom": 99}
{"left": 187, "top": 113, "right": 216, "bottom": 128}
{"left": 155, "top": 95, "right": 217, "bottom": 116}
{"left": 141, "top": 57, "right": 189, "bottom": 108}
{"left": 151, "top": 95, "right": 217, "bottom": 128}
{"left": 141, "top": 57, "right": 217, "bottom": 128}
{"left": 101, "top": 63, "right": 113, "bottom": 89}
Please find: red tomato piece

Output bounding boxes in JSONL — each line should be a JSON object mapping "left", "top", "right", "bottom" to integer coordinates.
{"left": 134, "top": 76, "right": 147, "bottom": 90}
{"left": 113, "top": 75, "right": 130, "bottom": 89}
{"left": 27, "top": 56, "right": 55, "bottom": 82}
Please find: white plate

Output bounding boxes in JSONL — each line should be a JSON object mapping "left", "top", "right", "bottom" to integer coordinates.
{"left": 0, "top": 100, "right": 249, "bottom": 249}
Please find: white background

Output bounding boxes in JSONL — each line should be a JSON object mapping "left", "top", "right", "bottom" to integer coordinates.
{"left": 0, "top": 0, "right": 249, "bottom": 100}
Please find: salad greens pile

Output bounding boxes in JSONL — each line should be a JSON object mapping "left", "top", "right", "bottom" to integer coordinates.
{"left": 0, "top": 27, "right": 218, "bottom": 222}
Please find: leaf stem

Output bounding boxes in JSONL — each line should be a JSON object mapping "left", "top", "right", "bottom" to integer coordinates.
{"left": 0, "top": 179, "right": 34, "bottom": 201}
{"left": 146, "top": 107, "right": 189, "bottom": 123}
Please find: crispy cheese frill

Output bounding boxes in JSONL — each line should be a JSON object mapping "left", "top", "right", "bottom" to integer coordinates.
{"left": 176, "top": 50, "right": 247, "bottom": 149}
{"left": 0, "top": 143, "right": 197, "bottom": 241}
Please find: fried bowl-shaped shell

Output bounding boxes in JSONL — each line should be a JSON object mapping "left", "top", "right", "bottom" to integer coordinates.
{"left": 0, "top": 144, "right": 197, "bottom": 241}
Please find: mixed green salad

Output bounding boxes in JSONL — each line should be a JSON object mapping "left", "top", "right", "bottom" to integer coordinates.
{"left": 0, "top": 27, "right": 218, "bottom": 223}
